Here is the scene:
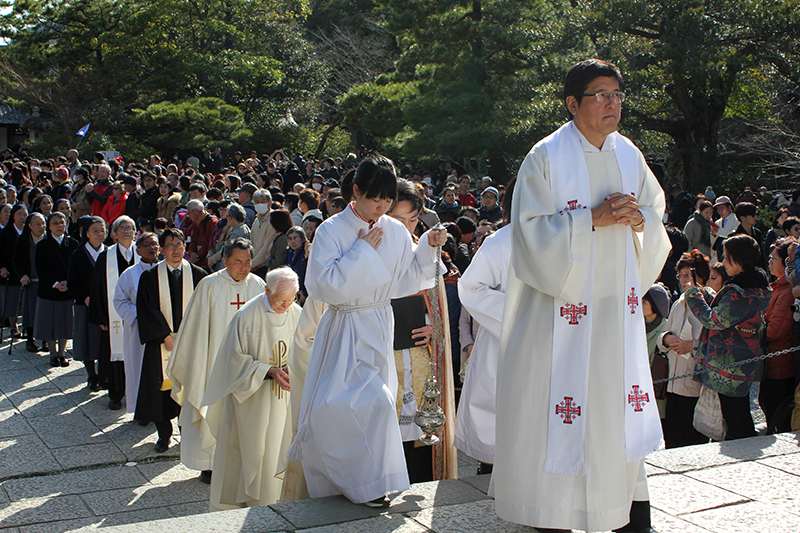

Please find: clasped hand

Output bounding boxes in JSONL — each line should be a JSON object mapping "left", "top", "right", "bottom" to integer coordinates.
{"left": 591, "top": 192, "right": 644, "bottom": 229}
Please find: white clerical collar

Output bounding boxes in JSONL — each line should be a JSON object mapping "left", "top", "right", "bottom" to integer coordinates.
{"left": 224, "top": 270, "right": 244, "bottom": 283}
{"left": 118, "top": 243, "right": 133, "bottom": 262}
{"left": 262, "top": 293, "right": 277, "bottom": 313}
{"left": 53, "top": 233, "right": 64, "bottom": 245}
{"left": 14, "top": 224, "right": 23, "bottom": 236}
{"left": 85, "top": 242, "right": 104, "bottom": 262}
{"left": 166, "top": 262, "right": 182, "bottom": 273}
{"left": 570, "top": 121, "right": 617, "bottom": 153}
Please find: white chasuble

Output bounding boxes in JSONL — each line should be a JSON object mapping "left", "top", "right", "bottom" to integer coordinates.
{"left": 201, "top": 297, "right": 301, "bottom": 509}
{"left": 491, "top": 122, "right": 671, "bottom": 532}
{"left": 288, "top": 206, "right": 440, "bottom": 504}
{"left": 156, "top": 260, "right": 195, "bottom": 391}
{"left": 113, "top": 261, "right": 150, "bottom": 414}
{"left": 454, "top": 224, "right": 511, "bottom": 464}
{"left": 166, "top": 270, "right": 266, "bottom": 471}
{"left": 107, "top": 243, "right": 138, "bottom": 362}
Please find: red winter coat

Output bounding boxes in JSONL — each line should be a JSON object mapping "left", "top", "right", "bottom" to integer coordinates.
{"left": 100, "top": 193, "right": 128, "bottom": 225}
{"left": 765, "top": 276, "right": 796, "bottom": 380}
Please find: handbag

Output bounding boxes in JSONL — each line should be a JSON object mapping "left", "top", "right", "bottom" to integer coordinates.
{"left": 693, "top": 385, "right": 727, "bottom": 441}
{"left": 650, "top": 347, "right": 669, "bottom": 400}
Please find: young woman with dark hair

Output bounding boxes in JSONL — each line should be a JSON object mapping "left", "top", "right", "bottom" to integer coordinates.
{"left": 35, "top": 212, "right": 79, "bottom": 367}
{"left": 684, "top": 234, "right": 771, "bottom": 440}
{"left": 290, "top": 155, "right": 447, "bottom": 506}
{"left": 657, "top": 249, "right": 713, "bottom": 448}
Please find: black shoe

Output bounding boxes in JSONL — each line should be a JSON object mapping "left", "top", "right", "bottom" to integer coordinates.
{"left": 11, "top": 329, "right": 23, "bottom": 339}
{"left": 155, "top": 438, "right": 170, "bottom": 453}
{"left": 136, "top": 419, "right": 149, "bottom": 426}
{"left": 59, "top": 357, "right": 69, "bottom": 367}
{"left": 42, "top": 341, "right": 49, "bottom": 352}
{"left": 26, "top": 340, "right": 40, "bottom": 352}
{"left": 477, "top": 462, "right": 494, "bottom": 475}
{"left": 108, "top": 399, "right": 122, "bottom": 410}
{"left": 199, "top": 470, "right": 212, "bottom": 484}
{"left": 50, "top": 357, "right": 59, "bottom": 367}
{"left": 88, "top": 380, "right": 102, "bottom": 392}
{"left": 363, "top": 496, "right": 388, "bottom": 508}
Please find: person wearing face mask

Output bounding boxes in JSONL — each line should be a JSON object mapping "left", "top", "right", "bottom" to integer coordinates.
{"left": 308, "top": 174, "right": 324, "bottom": 193}
{"left": 250, "top": 189, "right": 277, "bottom": 278}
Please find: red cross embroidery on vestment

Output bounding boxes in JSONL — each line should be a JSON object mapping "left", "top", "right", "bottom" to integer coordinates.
{"left": 555, "top": 396, "right": 581, "bottom": 424}
{"left": 627, "top": 288, "right": 638, "bottom": 314}
{"left": 565, "top": 199, "right": 584, "bottom": 211}
{"left": 560, "top": 303, "right": 587, "bottom": 325}
{"left": 230, "top": 294, "right": 246, "bottom": 310}
{"left": 628, "top": 385, "right": 649, "bottom": 412}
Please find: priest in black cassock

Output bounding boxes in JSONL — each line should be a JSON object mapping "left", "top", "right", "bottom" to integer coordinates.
{"left": 136, "top": 227, "right": 206, "bottom": 453}
{"left": 89, "top": 216, "right": 138, "bottom": 411}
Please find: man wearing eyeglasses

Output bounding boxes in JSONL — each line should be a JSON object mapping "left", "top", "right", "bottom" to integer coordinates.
{"left": 493, "top": 59, "right": 670, "bottom": 533}
{"left": 135, "top": 228, "right": 207, "bottom": 454}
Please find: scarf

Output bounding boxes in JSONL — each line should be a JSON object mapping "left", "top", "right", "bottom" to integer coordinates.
{"left": 544, "top": 121, "right": 662, "bottom": 476}
{"left": 157, "top": 260, "right": 194, "bottom": 391}
{"left": 107, "top": 244, "right": 138, "bottom": 362}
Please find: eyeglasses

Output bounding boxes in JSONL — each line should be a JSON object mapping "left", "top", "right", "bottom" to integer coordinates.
{"left": 162, "top": 243, "right": 185, "bottom": 250}
{"left": 582, "top": 91, "right": 626, "bottom": 104}
{"left": 118, "top": 226, "right": 135, "bottom": 232}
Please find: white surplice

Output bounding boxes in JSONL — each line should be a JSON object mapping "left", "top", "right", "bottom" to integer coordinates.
{"left": 201, "top": 296, "right": 301, "bottom": 509}
{"left": 491, "top": 125, "right": 670, "bottom": 532}
{"left": 293, "top": 206, "right": 439, "bottom": 503}
{"left": 166, "top": 270, "right": 266, "bottom": 471}
{"left": 454, "top": 224, "right": 511, "bottom": 464}
{"left": 113, "top": 261, "right": 151, "bottom": 414}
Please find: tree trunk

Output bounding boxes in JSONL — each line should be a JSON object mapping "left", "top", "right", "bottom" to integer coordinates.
{"left": 315, "top": 115, "right": 344, "bottom": 158}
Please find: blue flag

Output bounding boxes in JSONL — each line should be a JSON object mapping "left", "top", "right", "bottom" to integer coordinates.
{"left": 76, "top": 123, "right": 90, "bottom": 137}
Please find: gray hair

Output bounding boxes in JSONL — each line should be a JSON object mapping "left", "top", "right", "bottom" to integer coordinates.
{"left": 266, "top": 266, "right": 299, "bottom": 295}
{"left": 286, "top": 225, "right": 307, "bottom": 242}
{"left": 227, "top": 202, "right": 246, "bottom": 223}
{"left": 223, "top": 237, "right": 254, "bottom": 260}
{"left": 111, "top": 215, "right": 136, "bottom": 234}
{"left": 186, "top": 199, "right": 205, "bottom": 213}
{"left": 253, "top": 188, "right": 272, "bottom": 203}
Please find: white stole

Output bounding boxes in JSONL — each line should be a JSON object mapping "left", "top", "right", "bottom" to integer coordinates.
{"left": 107, "top": 244, "right": 138, "bottom": 362}
{"left": 157, "top": 260, "right": 194, "bottom": 391}
{"left": 544, "top": 122, "right": 662, "bottom": 476}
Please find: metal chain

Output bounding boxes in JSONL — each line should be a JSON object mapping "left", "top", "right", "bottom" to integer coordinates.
{"left": 652, "top": 345, "right": 800, "bottom": 384}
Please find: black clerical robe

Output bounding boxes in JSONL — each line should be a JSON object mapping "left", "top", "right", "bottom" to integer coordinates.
{"left": 90, "top": 247, "right": 136, "bottom": 402}
{"left": 135, "top": 262, "right": 206, "bottom": 422}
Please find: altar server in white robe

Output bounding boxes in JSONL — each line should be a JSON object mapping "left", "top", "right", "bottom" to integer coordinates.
{"left": 454, "top": 179, "right": 514, "bottom": 473}
{"left": 113, "top": 232, "right": 159, "bottom": 415}
{"left": 166, "top": 237, "right": 266, "bottom": 481}
{"left": 492, "top": 59, "right": 671, "bottom": 533}
{"left": 288, "top": 155, "right": 446, "bottom": 507}
{"left": 201, "top": 266, "right": 301, "bottom": 510}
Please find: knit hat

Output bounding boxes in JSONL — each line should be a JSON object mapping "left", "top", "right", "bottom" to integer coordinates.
{"left": 645, "top": 283, "right": 670, "bottom": 318}
{"left": 482, "top": 186, "right": 499, "bottom": 200}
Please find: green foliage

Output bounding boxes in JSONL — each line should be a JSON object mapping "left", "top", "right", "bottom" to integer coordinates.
{"left": 131, "top": 98, "right": 252, "bottom": 154}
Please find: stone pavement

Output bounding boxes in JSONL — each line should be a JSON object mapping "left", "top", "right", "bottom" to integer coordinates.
{"left": 1, "top": 334, "right": 799, "bottom": 533}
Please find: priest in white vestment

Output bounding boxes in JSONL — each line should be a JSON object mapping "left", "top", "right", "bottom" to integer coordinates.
{"left": 201, "top": 267, "right": 301, "bottom": 510}
{"left": 166, "top": 237, "right": 266, "bottom": 479}
{"left": 455, "top": 220, "right": 511, "bottom": 470}
{"left": 492, "top": 59, "right": 670, "bottom": 533}
{"left": 113, "top": 233, "right": 159, "bottom": 415}
{"left": 288, "top": 155, "right": 446, "bottom": 507}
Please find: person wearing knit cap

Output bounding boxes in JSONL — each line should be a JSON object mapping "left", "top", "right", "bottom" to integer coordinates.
{"left": 478, "top": 187, "right": 502, "bottom": 224}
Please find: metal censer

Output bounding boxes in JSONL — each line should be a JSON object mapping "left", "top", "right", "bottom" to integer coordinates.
{"left": 414, "top": 223, "right": 447, "bottom": 445}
